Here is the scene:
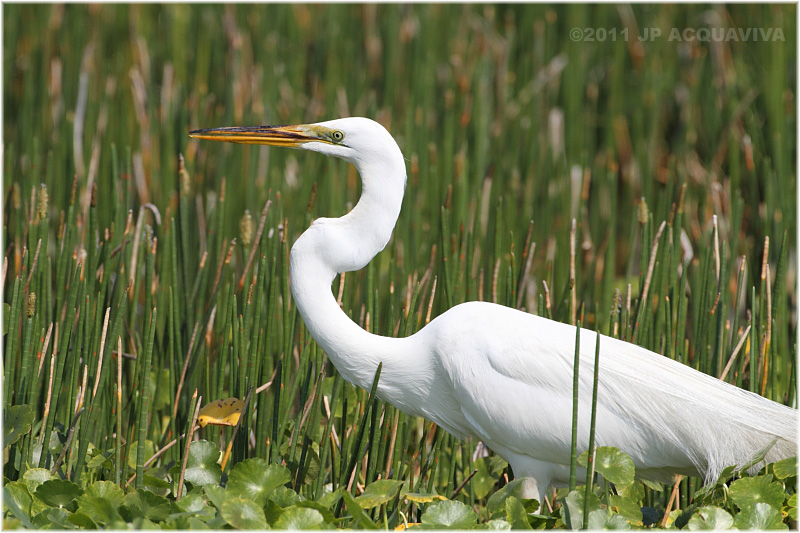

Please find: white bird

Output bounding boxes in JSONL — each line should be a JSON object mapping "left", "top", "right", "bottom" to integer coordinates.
{"left": 190, "top": 117, "right": 797, "bottom": 502}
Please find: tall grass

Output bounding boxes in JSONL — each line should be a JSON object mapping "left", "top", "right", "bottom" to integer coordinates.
{"left": 3, "top": 3, "right": 796, "bottom": 521}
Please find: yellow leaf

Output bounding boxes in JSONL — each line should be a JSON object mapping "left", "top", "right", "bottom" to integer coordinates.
{"left": 394, "top": 523, "right": 421, "bottom": 530}
{"left": 197, "top": 398, "right": 244, "bottom": 428}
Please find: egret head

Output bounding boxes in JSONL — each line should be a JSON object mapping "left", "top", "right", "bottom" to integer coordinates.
{"left": 190, "top": 117, "right": 403, "bottom": 171}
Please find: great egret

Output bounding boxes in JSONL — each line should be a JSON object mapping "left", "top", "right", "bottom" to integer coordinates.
{"left": 190, "top": 117, "right": 797, "bottom": 501}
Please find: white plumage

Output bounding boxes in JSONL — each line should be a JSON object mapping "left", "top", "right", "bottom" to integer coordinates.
{"left": 191, "top": 117, "right": 797, "bottom": 501}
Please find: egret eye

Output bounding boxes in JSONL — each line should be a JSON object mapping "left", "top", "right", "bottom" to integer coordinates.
{"left": 331, "top": 130, "right": 345, "bottom": 142}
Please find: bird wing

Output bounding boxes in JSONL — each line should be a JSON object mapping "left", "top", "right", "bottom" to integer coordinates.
{"left": 429, "top": 301, "right": 797, "bottom": 482}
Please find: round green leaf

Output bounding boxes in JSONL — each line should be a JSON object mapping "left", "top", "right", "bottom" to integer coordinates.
{"left": 270, "top": 485, "right": 301, "bottom": 508}
{"left": 355, "top": 479, "right": 404, "bottom": 508}
{"left": 486, "top": 479, "right": 538, "bottom": 514}
{"left": 504, "top": 496, "right": 532, "bottom": 529}
{"left": 609, "top": 495, "right": 643, "bottom": 525}
{"left": 4, "top": 481, "right": 33, "bottom": 521}
{"left": 579, "top": 447, "right": 635, "bottom": 486}
{"left": 126, "top": 440, "right": 155, "bottom": 470}
{"left": 184, "top": 440, "right": 222, "bottom": 486}
{"left": 342, "top": 490, "right": 379, "bottom": 530}
{"left": 35, "top": 479, "right": 83, "bottom": 509}
{"left": 221, "top": 496, "right": 267, "bottom": 529}
{"left": 4, "top": 404, "right": 34, "bottom": 447}
{"left": 226, "top": 459, "right": 290, "bottom": 506}
{"left": 472, "top": 457, "right": 502, "bottom": 500}
{"left": 295, "top": 500, "right": 337, "bottom": 524}
{"left": 773, "top": 456, "right": 797, "bottom": 480}
{"left": 787, "top": 493, "right": 798, "bottom": 521}
{"left": 421, "top": 500, "right": 478, "bottom": 529}
{"left": 174, "top": 489, "right": 216, "bottom": 520}
{"left": 482, "top": 519, "right": 512, "bottom": 529}
{"left": 76, "top": 495, "right": 123, "bottom": 526}
{"left": 687, "top": 506, "right": 734, "bottom": 530}
{"left": 67, "top": 511, "right": 98, "bottom": 529}
{"left": 123, "top": 489, "right": 171, "bottom": 522}
{"left": 32, "top": 507, "right": 73, "bottom": 529}
{"left": 562, "top": 489, "right": 602, "bottom": 530}
{"left": 733, "top": 502, "right": 787, "bottom": 530}
{"left": 728, "top": 475, "right": 785, "bottom": 510}
{"left": 203, "top": 485, "right": 226, "bottom": 510}
{"left": 22, "top": 468, "right": 52, "bottom": 495}
{"left": 587, "top": 509, "right": 631, "bottom": 530}
{"left": 83, "top": 480, "right": 125, "bottom": 507}
{"left": 86, "top": 448, "right": 114, "bottom": 470}
{"left": 274, "top": 506, "right": 326, "bottom": 529}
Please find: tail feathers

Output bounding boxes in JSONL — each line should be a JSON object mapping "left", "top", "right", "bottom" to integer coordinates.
{"left": 598, "top": 333, "right": 798, "bottom": 482}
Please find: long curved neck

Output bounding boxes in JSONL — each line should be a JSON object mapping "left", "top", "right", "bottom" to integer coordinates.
{"left": 289, "top": 153, "right": 408, "bottom": 390}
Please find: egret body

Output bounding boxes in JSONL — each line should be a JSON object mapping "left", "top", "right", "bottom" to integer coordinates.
{"left": 191, "top": 117, "right": 797, "bottom": 501}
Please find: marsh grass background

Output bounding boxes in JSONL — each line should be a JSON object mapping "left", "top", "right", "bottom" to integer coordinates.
{"left": 2, "top": 4, "right": 797, "bottom": 529}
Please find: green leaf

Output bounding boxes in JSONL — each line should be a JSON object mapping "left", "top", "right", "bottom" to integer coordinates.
{"left": 786, "top": 493, "right": 798, "bottom": 521}
{"left": 203, "top": 485, "right": 226, "bottom": 510}
{"left": 183, "top": 440, "right": 222, "bottom": 487}
{"left": 264, "top": 499, "right": 285, "bottom": 526}
{"left": 66, "top": 511, "right": 98, "bottom": 529}
{"left": 421, "top": 500, "right": 478, "bottom": 529}
{"left": 221, "top": 496, "right": 267, "bottom": 529}
{"left": 578, "top": 447, "right": 635, "bottom": 486}
{"left": 35, "top": 479, "right": 83, "bottom": 510}
{"left": 728, "top": 475, "right": 785, "bottom": 510}
{"left": 294, "top": 500, "right": 337, "bottom": 524}
{"left": 486, "top": 479, "right": 538, "bottom": 514}
{"left": 173, "top": 489, "right": 215, "bottom": 520}
{"left": 3, "top": 483, "right": 34, "bottom": 527}
{"left": 225, "top": 458, "right": 290, "bottom": 506}
{"left": 355, "top": 479, "right": 404, "bottom": 508}
{"left": 504, "top": 496, "right": 532, "bottom": 529}
{"left": 166, "top": 515, "right": 211, "bottom": 529}
{"left": 126, "top": 440, "right": 155, "bottom": 470}
{"left": 481, "top": 519, "right": 512, "bottom": 529}
{"left": 561, "top": 489, "right": 601, "bottom": 530}
{"left": 32, "top": 507, "right": 76, "bottom": 529}
{"left": 274, "top": 506, "right": 326, "bottom": 529}
{"left": 609, "top": 495, "right": 643, "bottom": 525}
{"left": 83, "top": 480, "right": 125, "bottom": 507}
{"left": 76, "top": 495, "right": 123, "bottom": 526}
{"left": 22, "top": 468, "right": 52, "bottom": 495}
{"left": 4, "top": 404, "right": 34, "bottom": 447}
{"left": 686, "top": 506, "right": 734, "bottom": 530}
{"left": 86, "top": 448, "right": 114, "bottom": 471}
{"left": 317, "top": 487, "right": 344, "bottom": 509}
{"left": 733, "top": 502, "right": 788, "bottom": 530}
{"left": 641, "top": 479, "right": 664, "bottom": 492}
{"left": 472, "top": 457, "right": 505, "bottom": 499}
{"left": 270, "top": 485, "right": 302, "bottom": 508}
{"left": 123, "top": 489, "right": 171, "bottom": 522}
{"left": 615, "top": 480, "right": 644, "bottom": 502}
{"left": 341, "top": 490, "right": 379, "bottom": 530}
{"left": 586, "top": 509, "right": 631, "bottom": 530}
{"left": 773, "top": 456, "right": 797, "bottom": 480}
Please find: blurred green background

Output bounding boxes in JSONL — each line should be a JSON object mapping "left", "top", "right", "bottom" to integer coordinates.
{"left": 4, "top": 4, "right": 795, "bottom": 296}
{"left": 2, "top": 4, "right": 796, "bottom": 516}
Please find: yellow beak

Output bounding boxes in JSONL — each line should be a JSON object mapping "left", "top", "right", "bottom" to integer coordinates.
{"left": 189, "top": 124, "right": 317, "bottom": 147}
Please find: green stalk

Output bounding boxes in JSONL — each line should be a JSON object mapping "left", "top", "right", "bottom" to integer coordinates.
{"left": 568, "top": 321, "right": 581, "bottom": 491}
{"left": 582, "top": 332, "right": 601, "bottom": 529}
{"left": 135, "top": 308, "right": 157, "bottom": 489}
